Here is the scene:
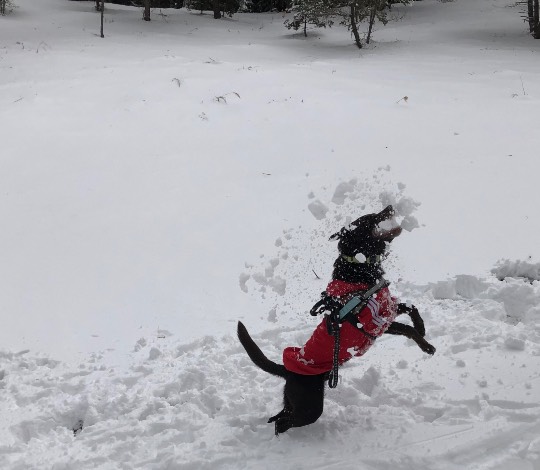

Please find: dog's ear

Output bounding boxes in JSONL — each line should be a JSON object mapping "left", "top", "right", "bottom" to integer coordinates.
{"left": 329, "top": 227, "right": 347, "bottom": 241}
{"left": 374, "top": 205, "right": 395, "bottom": 224}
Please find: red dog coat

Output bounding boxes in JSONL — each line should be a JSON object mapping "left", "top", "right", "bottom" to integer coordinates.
{"left": 283, "top": 280, "right": 398, "bottom": 375}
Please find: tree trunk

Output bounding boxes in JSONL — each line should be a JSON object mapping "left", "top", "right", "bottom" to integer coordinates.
{"left": 1, "top": 0, "right": 6, "bottom": 16}
{"left": 366, "top": 7, "right": 376, "bottom": 44}
{"left": 350, "top": 4, "right": 363, "bottom": 49}
{"left": 304, "top": 18, "right": 307, "bottom": 37}
{"left": 528, "top": 0, "right": 534, "bottom": 32}
{"left": 143, "top": 0, "right": 151, "bottom": 21}
{"left": 534, "top": 0, "right": 540, "bottom": 38}
{"left": 213, "top": 0, "right": 222, "bottom": 18}
{"left": 100, "top": 0, "right": 105, "bottom": 37}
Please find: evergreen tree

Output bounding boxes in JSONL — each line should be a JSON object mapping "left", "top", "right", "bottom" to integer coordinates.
{"left": 221, "top": 0, "right": 240, "bottom": 16}
{"left": 283, "top": 0, "right": 408, "bottom": 47}
{"left": 143, "top": 0, "right": 151, "bottom": 20}
{"left": 339, "top": 0, "right": 409, "bottom": 48}
{"left": 284, "top": 0, "right": 336, "bottom": 36}
{"left": 1, "top": 0, "right": 15, "bottom": 15}
{"left": 185, "top": 0, "right": 206, "bottom": 13}
{"left": 521, "top": 0, "right": 539, "bottom": 38}
{"left": 185, "top": 0, "right": 239, "bottom": 16}
{"left": 244, "top": 0, "right": 290, "bottom": 13}
{"left": 533, "top": 0, "right": 540, "bottom": 38}
{"left": 244, "top": 0, "right": 272, "bottom": 12}
{"left": 100, "top": 0, "right": 105, "bottom": 36}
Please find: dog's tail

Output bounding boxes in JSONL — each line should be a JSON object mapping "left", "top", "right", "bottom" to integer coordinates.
{"left": 237, "top": 321, "right": 287, "bottom": 378}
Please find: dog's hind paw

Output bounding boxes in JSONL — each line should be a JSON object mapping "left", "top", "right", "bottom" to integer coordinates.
{"left": 268, "top": 408, "right": 291, "bottom": 423}
{"left": 275, "top": 417, "right": 293, "bottom": 435}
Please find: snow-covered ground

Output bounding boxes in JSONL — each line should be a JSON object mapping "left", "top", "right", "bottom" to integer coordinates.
{"left": 1, "top": 0, "right": 539, "bottom": 468}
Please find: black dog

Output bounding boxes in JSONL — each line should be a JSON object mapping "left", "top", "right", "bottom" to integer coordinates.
{"left": 238, "top": 205, "right": 435, "bottom": 435}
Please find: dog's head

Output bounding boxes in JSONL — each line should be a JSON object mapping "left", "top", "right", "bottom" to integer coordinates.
{"left": 330, "top": 205, "right": 402, "bottom": 261}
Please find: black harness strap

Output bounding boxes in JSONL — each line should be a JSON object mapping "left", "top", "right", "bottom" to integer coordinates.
{"left": 326, "top": 277, "right": 389, "bottom": 389}
{"left": 328, "top": 319, "right": 341, "bottom": 388}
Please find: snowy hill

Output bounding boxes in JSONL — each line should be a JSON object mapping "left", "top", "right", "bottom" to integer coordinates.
{"left": 1, "top": 0, "right": 540, "bottom": 468}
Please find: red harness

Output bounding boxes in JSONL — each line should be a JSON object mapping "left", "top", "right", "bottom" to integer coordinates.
{"left": 282, "top": 280, "right": 398, "bottom": 375}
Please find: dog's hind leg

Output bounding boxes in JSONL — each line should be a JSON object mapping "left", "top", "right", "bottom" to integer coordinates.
{"left": 274, "top": 374, "right": 325, "bottom": 435}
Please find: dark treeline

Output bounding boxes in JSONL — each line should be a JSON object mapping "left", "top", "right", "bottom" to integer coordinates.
{"left": 524, "top": 0, "right": 540, "bottom": 38}
{"left": 87, "top": 0, "right": 290, "bottom": 12}
{"left": 71, "top": 0, "right": 540, "bottom": 42}
{"left": 84, "top": 0, "right": 410, "bottom": 47}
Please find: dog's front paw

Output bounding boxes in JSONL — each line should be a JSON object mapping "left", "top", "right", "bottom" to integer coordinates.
{"left": 421, "top": 340, "right": 436, "bottom": 355}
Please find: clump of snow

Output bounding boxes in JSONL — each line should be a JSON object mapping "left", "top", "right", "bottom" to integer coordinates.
{"left": 455, "top": 274, "right": 488, "bottom": 299}
{"left": 355, "top": 252, "right": 367, "bottom": 263}
{"left": 376, "top": 216, "right": 400, "bottom": 233}
{"left": 268, "top": 276, "right": 287, "bottom": 295}
{"left": 239, "top": 272, "right": 250, "bottom": 293}
{"left": 353, "top": 366, "right": 380, "bottom": 397}
{"left": 485, "top": 277, "right": 540, "bottom": 324}
{"left": 331, "top": 180, "right": 356, "bottom": 205}
{"left": 265, "top": 258, "right": 280, "bottom": 278}
{"left": 431, "top": 280, "right": 457, "bottom": 299}
{"left": 308, "top": 199, "right": 329, "bottom": 220}
{"left": 504, "top": 336, "right": 526, "bottom": 351}
{"left": 400, "top": 215, "right": 420, "bottom": 232}
{"left": 429, "top": 267, "right": 540, "bottom": 327}
{"left": 394, "top": 196, "right": 421, "bottom": 218}
{"left": 379, "top": 192, "right": 421, "bottom": 232}
{"left": 245, "top": 258, "right": 287, "bottom": 296}
{"left": 134, "top": 338, "right": 147, "bottom": 352}
{"left": 148, "top": 347, "right": 162, "bottom": 360}
{"left": 492, "top": 259, "right": 540, "bottom": 282}
{"left": 267, "top": 308, "right": 277, "bottom": 322}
